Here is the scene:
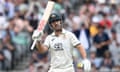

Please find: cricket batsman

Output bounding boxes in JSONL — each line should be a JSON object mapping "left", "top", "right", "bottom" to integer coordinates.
{"left": 32, "top": 13, "right": 91, "bottom": 72}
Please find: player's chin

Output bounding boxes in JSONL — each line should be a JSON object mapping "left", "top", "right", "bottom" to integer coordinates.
{"left": 54, "top": 26, "right": 62, "bottom": 29}
{"left": 55, "top": 28, "right": 62, "bottom": 31}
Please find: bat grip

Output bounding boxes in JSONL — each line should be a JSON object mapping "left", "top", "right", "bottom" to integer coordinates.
{"left": 31, "top": 40, "right": 37, "bottom": 50}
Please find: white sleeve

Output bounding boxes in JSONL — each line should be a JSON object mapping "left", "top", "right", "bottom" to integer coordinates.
{"left": 44, "top": 36, "right": 50, "bottom": 48}
{"left": 70, "top": 32, "right": 80, "bottom": 47}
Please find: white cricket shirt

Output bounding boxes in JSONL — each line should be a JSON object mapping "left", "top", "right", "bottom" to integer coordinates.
{"left": 44, "top": 29, "right": 80, "bottom": 69}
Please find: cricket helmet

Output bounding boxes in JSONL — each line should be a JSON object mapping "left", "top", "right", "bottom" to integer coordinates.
{"left": 49, "top": 13, "right": 62, "bottom": 24}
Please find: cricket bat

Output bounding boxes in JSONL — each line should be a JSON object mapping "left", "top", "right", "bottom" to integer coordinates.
{"left": 31, "top": 0, "right": 55, "bottom": 50}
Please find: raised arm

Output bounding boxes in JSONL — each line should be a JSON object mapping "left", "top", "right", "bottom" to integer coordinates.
{"left": 35, "top": 41, "right": 48, "bottom": 53}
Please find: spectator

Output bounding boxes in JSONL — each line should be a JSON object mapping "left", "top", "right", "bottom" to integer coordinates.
{"left": 11, "top": 19, "right": 31, "bottom": 60}
{"left": 30, "top": 50, "right": 49, "bottom": 72}
{"left": 4, "top": 0, "right": 15, "bottom": 19}
{"left": 100, "top": 50, "right": 114, "bottom": 69}
{"left": 0, "top": 12, "right": 8, "bottom": 40}
{"left": 113, "top": 7, "right": 120, "bottom": 25}
{"left": 93, "top": 25, "right": 111, "bottom": 57}
{"left": 110, "top": 29, "right": 120, "bottom": 47}
{"left": 63, "top": 0, "right": 72, "bottom": 15}
{"left": 36, "top": 51, "right": 49, "bottom": 72}
{"left": 26, "top": 4, "right": 41, "bottom": 30}
{"left": 53, "top": 0, "right": 64, "bottom": 14}
{"left": 2, "top": 31, "right": 15, "bottom": 70}
{"left": 64, "top": 11, "right": 75, "bottom": 31}
{"left": 99, "top": 13, "right": 112, "bottom": 29}
{"left": 109, "top": 29, "right": 120, "bottom": 65}
{"left": 73, "top": 23, "right": 91, "bottom": 57}
{"left": 89, "top": 16, "right": 100, "bottom": 38}
{"left": 113, "top": 7, "right": 120, "bottom": 33}
{"left": 89, "top": 51, "right": 102, "bottom": 69}
{"left": 31, "top": 51, "right": 41, "bottom": 63}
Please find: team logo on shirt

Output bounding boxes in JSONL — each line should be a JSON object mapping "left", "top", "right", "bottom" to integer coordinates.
{"left": 51, "top": 38, "right": 55, "bottom": 41}
{"left": 54, "top": 43, "right": 63, "bottom": 51}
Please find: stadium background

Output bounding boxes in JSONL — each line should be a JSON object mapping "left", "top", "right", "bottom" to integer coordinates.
{"left": 0, "top": 0, "right": 120, "bottom": 72}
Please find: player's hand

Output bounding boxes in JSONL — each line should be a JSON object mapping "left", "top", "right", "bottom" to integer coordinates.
{"left": 32, "top": 30, "right": 43, "bottom": 41}
{"left": 82, "top": 59, "right": 91, "bottom": 71}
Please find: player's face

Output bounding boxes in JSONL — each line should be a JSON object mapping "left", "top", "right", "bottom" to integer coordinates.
{"left": 51, "top": 20, "right": 62, "bottom": 31}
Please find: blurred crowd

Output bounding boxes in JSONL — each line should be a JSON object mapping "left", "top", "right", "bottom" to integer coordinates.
{"left": 0, "top": 0, "right": 120, "bottom": 72}
{"left": 0, "top": 0, "right": 33, "bottom": 70}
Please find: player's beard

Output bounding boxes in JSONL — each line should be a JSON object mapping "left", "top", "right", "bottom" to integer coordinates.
{"left": 55, "top": 29, "right": 62, "bottom": 32}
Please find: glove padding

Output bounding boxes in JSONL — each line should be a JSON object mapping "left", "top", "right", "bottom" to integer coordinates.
{"left": 82, "top": 59, "right": 91, "bottom": 71}
{"left": 32, "top": 30, "right": 43, "bottom": 41}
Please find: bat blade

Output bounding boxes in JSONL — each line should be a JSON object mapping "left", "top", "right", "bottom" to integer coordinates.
{"left": 37, "top": 1, "right": 55, "bottom": 31}
{"left": 30, "top": 1, "right": 55, "bottom": 50}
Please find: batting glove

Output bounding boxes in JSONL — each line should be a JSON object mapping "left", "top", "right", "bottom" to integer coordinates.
{"left": 82, "top": 59, "right": 91, "bottom": 71}
{"left": 32, "top": 30, "right": 43, "bottom": 41}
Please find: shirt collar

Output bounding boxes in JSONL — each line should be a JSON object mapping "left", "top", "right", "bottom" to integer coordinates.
{"left": 51, "top": 29, "right": 66, "bottom": 36}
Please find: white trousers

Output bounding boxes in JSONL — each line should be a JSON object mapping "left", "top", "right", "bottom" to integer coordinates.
{"left": 48, "top": 67, "right": 75, "bottom": 72}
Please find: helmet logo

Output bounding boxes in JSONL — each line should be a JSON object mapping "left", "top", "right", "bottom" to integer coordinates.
{"left": 51, "top": 14, "right": 56, "bottom": 18}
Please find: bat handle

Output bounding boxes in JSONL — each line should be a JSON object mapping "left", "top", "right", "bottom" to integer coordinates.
{"left": 30, "top": 40, "right": 37, "bottom": 50}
